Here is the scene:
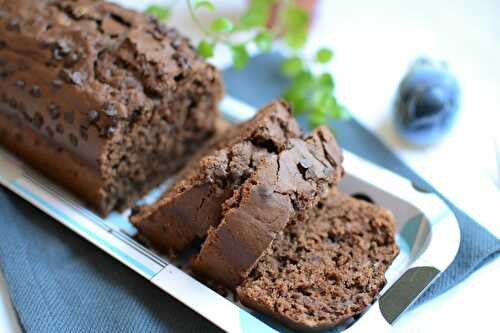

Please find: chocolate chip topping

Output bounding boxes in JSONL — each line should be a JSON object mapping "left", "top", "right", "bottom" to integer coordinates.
{"left": 69, "top": 133, "right": 78, "bottom": 147}
{"left": 103, "top": 103, "right": 117, "bottom": 117}
{"left": 6, "top": 19, "right": 20, "bottom": 31}
{"left": 14, "top": 79, "right": 25, "bottom": 89}
{"left": 59, "top": 69, "right": 86, "bottom": 86}
{"left": 51, "top": 79, "right": 63, "bottom": 90}
{"left": 106, "top": 126, "right": 116, "bottom": 138}
{"left": 79, "top": 126, "right": 88, "bottom": 141}
{"left": 88, "top": 110, "right": 99, "bottom": 123}
{"left": 33, "top": 112, "right": 44, "bottom": 128}
{"left": 64, "top": 52, "right": 80, "bottom": 67}
{"left": 47, "top": 104, "right": 60, "bottom": 119}
{"left": 30, "top": 85, "right": 41, "bottom": 97}
{"left": 0, "top": 40, "right": 6, "bottom": 49}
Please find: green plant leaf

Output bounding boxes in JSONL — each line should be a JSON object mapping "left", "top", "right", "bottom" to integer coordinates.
{"left": 210, "top": 17, "right": 234, "bottom": 33}
{"left": 197, "top": 39, "right": 214, "bottom": 58}
{"left": 231, "top": 44, "right": 249, "bottom": 70}
{"left": 315, "top": 48, "right": 333, "bottom": 64}
{"left": 317, "top": 72, "right": 335, "bottom": 91}
{"left": 281, "top": 57, "right": 304, "bottom": 78}
{"left": 240, "top": 0, "right": 273, "bottom": 28}
{"left": 254, "top": 31, "right": 273, "bottom": 52}
{"left": 146, "top": 5, "right": 171, "bottom": 22}
{"left": 284, "top": 5, "right": 309, "bottom": 49}
{"left": 194, "top": 0, "right": 215, "bottom": 11}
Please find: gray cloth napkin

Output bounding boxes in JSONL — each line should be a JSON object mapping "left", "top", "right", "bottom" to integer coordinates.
{"left": 0, "top": 53, "right": 498, "bottom": 333}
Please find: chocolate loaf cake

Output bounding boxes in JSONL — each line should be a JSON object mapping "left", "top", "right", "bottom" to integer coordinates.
{"left": 0, "top": 0, "right": 223, "bottom": 215}
{"left": 237, "top": 191, "right": 399, "bottom": 332}
{"left": 130, "top": 101, "right": 306, "bottom": 253}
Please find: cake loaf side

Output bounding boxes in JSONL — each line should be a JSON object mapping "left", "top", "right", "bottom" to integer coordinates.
{"left": 237, "top": 191, "right": 400, "bottom": 332}
{"left": 130, "top": 101, "right": 303, "bottom": 253}
{"left": 0, "top": 0, "right": 223, "bottom": 215}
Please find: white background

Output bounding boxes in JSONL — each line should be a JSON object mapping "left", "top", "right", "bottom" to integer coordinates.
{"left": 1, "top": 1, "right": 498, "bottom": 332}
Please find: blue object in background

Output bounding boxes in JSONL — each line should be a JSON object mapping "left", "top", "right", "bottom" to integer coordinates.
{"left": 395, "top": 58, "right": 460, "bottom": 145}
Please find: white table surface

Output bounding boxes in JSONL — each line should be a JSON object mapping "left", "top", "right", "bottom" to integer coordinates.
{"left": 1, "top": 1, "right": 498, "bottom": 332}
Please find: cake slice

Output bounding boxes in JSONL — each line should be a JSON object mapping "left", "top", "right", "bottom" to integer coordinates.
{"left": 236, "top": 191, "right": 400, "bottom": 332}
{"left": 131, "top": 101, "right": 344, "bottom": 286}
{"left": 130, "top": 100, "right": 306, "bottom": 253}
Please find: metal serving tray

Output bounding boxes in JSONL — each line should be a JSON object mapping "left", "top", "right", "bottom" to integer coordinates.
{"left": 0, "top": 96, "right": 460, "bottom": 333}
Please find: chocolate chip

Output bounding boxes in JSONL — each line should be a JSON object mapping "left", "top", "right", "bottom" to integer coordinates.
{"left": 15, "top": 79, "right": 25, "bottom": 89}
{"left": 59, "top": 69, "right": 86, "bottom": 86}
{"left": 56, "top": 40, "right": 72, "bottom": 55}
{"left": 45, "top": 126, "right": 54, "bottom": 138}
{"left": 171, "top": 39, "right": 182, "bottom": 49}
{"left": 53, "top": 48, "right": 64, "bottom": 60}
{"left": 33, "top": 112, "right": 44, "bottom": 129}
{"left": 56, "top": 123, "right": 64, "bottom": 134}
{"left": 88, "top": 110, "right": 99, "bottom": 123}
{"left": 79, "top": 126, "right": 88, "bottom": 141}
{"left": 80, "top": 119, "right": 90, "bottom": 130}
{"left": 0, "top": 40, "right": 5, "bottom": 49}
{"left": 48, "top": 104, "right": 60, "bottom": 119}
{"left": 0, "top": 71, "right": 8, "bottom": 80}
{"left": 6, "top": 19, "right": 20, "bottom": 31}
{"left": 69, "top": 133, "right": 78, "bottom": 147}
{"left": 30, "top": 85, "right": 41, "bottom": 97}
{"left": 103, "top": 103, "right": 117, "bottom": 117}
{"left": 63, "top": 111, "right": 74, "bottom": 124}
{"left": 51, "top": 79, "right": 63, "bottom": 90}
{"left": 101, "top": 126, "right": 116, "bottom": 138}
{"left": 64, "top": 53, "right": 80, "bottom": 67}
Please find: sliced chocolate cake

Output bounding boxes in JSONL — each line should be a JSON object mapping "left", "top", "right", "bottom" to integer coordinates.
{"left": 237, "top": 191, "right": 399, "bottom": 332}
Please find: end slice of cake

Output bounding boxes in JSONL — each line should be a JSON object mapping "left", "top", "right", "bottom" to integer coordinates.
{"left": 236, "top": 191, "right": 399, "bottom": 332}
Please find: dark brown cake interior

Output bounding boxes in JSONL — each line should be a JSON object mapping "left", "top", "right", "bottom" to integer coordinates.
{"left": 237, "top": 191, "right": 399, "bottom": 332}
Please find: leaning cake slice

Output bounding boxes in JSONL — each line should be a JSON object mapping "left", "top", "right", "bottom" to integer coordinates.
{"left": 130, "top": 100, "right": 344, "bottom": 286}
{"left": 236, "top": 191, "right": 399, "bottom": 332}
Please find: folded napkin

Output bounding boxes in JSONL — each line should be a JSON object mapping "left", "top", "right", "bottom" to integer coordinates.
{"left": 0, "top": 53, "right": 498, "bottom": 333}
